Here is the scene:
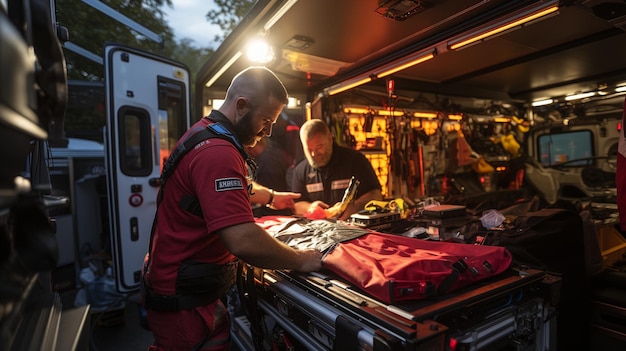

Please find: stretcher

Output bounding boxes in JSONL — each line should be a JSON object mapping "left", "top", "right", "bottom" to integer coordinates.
{"left": 232, "top": 265, "right": 560, "bottom": 351}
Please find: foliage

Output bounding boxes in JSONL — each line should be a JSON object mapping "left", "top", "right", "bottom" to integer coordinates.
{"left": 55, "top": 0, "right": 255, "bottom": 141}
{"left": 57, "top": 0, "right": 172, "bottom": 80}
{"left": 56, "top": 0, "right": 215, "bottom": 140}
{"left": 206, "top": 0, "right": 255, "bottom": 44}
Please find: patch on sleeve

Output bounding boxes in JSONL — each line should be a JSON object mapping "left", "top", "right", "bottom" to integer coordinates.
{"left": 215, "top": 177, "right": 244, "bottom": 192}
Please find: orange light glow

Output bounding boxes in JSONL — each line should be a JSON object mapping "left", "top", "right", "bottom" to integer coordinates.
{"left": 449, "top": 6, "right": 559, "bottom": 50}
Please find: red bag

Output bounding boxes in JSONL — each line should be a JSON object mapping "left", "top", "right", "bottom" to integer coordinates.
{"left": 617, "top": 97, "right": 626, "bottom": 231}
{"left": 323, "top": 233, "right": 513, "bottom": 304}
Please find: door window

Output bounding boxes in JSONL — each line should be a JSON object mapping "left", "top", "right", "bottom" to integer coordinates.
{"left": 119, "top": 107, "right": 152, "bottom": 176}
{"left": 157, "top": 77, "right": 188, "bottom": 170}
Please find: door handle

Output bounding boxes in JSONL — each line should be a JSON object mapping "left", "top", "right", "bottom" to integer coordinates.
{"left": 149, "top": 178, "right": 161, "bottom": 187}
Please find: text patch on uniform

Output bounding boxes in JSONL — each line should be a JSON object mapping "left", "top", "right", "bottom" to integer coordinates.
{"left": 215, "top": 177, "right": 244, "bottom": 191}
{"left": 306, "top": 182, "right": 323, "bottom": 193}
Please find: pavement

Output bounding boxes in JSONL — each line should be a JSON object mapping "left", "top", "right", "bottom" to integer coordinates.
{"left": 54, "top": 263, "right": 155, "bottom": 351}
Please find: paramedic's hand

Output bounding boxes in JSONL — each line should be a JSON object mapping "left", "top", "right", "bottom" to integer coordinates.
{"left": 297, "top": 249, "right": 323, "bottom": 272}
{"left": 324, "top": 202, "right": 343, "bottom": 218}
{"left": 270, "top": 191, "right": 300, "bottom": 211}
{"left": 304, "top": 200, "right": 330, "bottom": 219}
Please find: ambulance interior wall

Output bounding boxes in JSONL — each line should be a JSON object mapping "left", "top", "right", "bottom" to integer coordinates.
{"left": 50, "top": 156, "right": 108, "bottom": 271}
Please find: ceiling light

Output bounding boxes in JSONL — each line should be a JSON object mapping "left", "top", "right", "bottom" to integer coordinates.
{"left": 205, "top": 51, "right": 242, "bottom": 88}
{"left": 565, "top": 92, "right": 595, "bottom": 101}
{"left": 376, "top": 51, "right": 436, "bottom": 78}
{"left": 305, "top": 102, "right": 312, "bottom": 120}
{"left": 211, "top": 99, "right": 225, "bottom": 109}
{"left": 448, "top": 2, "right": 559, "bottom": 50}
{"left": 264, "top": 0, "right": 298, "bottom": 31}
{"left": 287, "top": 97, "right": 300, "bottom": 109}
{"left": 322, "top": 49, "right": 434, "bottom": 96}
{"left": 616, "top": 85, "right": 626, "bottom": 93}
{"left": 282, "top": 49, "right": 348, "bottom": 76}
{"left": 206, "top": 0, "right": 297, "bottom": 88}
{"left": 284, "top": 35, "right": 314, "bottom": 50}
{"left": 245, "top": 39, "right": 274, "bottom": 64}
{"left": 375, "top": 0, "right": 429, "bottom": 21}
{"left": 326, "top": 76, "right": 372, "bottom": 96}
{"left": 531, "top": 99, "right": 553, "bottom": 107}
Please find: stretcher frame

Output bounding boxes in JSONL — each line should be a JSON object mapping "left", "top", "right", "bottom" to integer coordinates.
{"left": 232, "top": 267, "right": 560, "bottom": 351}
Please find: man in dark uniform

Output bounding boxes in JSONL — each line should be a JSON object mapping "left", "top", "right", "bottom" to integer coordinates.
{"left": 142, "top": 67, "right": 322, "bottom": 351}
{"left": 291, "top": 119, "right": 382, "bottom": 220}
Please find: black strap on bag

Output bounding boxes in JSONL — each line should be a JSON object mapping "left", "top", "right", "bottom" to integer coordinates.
{"left": 438, "top": 258, "right": 469, "bottom": 295}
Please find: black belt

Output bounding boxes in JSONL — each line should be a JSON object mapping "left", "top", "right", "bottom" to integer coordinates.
{"left": 143, "top": 261, "right": 237, "bottom": 311}
{"left": 143, "top": 289, "right": 219, "bottom": 311}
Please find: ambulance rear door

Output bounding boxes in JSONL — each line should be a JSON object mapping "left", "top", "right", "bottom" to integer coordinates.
{"left": 104, "top": 43, "right": 190, "bottom": 293}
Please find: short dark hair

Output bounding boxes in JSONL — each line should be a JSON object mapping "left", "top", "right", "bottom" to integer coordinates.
{"left": 226, "top": 66, "right": 288, "bottom": 106}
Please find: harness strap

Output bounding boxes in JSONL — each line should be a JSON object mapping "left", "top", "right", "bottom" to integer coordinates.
{"left": 143, "top": 120, "right": 254, "bottom": 311}
{"left": 437, "top": 258, "right": 469, "bottom": 295}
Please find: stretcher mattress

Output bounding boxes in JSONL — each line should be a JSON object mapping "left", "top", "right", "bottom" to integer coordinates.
{"left": 257, "top": 216, "right": 512, "bottom": 304}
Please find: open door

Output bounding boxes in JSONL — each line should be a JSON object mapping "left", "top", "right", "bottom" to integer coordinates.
{"left": 104, "top": 43, "right": 190, "bottom": 293}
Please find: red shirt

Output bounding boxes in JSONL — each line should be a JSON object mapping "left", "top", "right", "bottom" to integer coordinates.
{"left": 147, "top": 115, "right": 254, "bottom": 295}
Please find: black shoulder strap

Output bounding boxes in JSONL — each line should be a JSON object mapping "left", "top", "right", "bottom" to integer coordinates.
{"left": 160, "top": 127, "right": 215, "bottom": 188}
{"left": 159, "top": 122, "right": 256, "bottom": 203}
{"left": 146, "top": 122, "right": 256, "bottom": 262}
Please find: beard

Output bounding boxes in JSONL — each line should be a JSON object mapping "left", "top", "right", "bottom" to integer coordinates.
{"left": 305, "top": 150, "right": 331, "bottom": 169}
{"left": 233, "top": 109, "right": 263, "bottom": 147}
{"left": 305, "top": 153, "right": 321, "bottom": 168}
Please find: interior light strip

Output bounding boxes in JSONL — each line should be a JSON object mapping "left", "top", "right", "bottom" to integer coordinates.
{"left": 326, "top": 76, "right": 372, "bottom": 96}
{"left": 616, "top": 86, "right": 626, "bottom": 93}
{"left": 305, "top": 102, "right": 312, "bottom": 121}
{"left": 325, "top": 51, "right": 434, "bottom": 97}
{"left": 449, "top": 4, "right": 559, "bottom": 50}
{"left": 565, "top": 92, "right": 595, "bottom": 101}
{"left": 205, "top": 51, "right": 242, "bottom": 88}
{"left": 378, "top": 110, "right": 405, "bottom": 117}
{"left": 376, "top": 51, "right": 436, "bottom": 79}
{"left": 343, "top": 107, "right": 371, "bottom": 114}
{"left": 264, "top": 0, "right": 298, "bottom": 31}
{"left": 531, "top": 99, "right": 553, "bottom": 107}
{"left": 414, "top": 112, "right": 438, "bottom": 119}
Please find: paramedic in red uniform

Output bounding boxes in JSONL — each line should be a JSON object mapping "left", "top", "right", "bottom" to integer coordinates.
{"left": 291, "top": 119, "right": 383, "bottom": 220}
{"left": 142, "top": 66, "right": 323, "bottom": 351}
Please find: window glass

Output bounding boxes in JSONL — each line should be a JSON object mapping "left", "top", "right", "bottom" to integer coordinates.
{"left": 157, "top": 78, "right": 187, "bottom": 170}
{"left": 537, "top": 130, "right": 594, "bottom": 166}
{"left": 119, "top": 107, "right": 151, "bottom": 176}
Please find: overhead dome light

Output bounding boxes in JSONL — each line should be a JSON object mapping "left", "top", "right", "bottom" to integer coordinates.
{"left": 245, "top": 39, "right": 275, "bottom": 64}
{"left": 376, "top": 0, "right": 430, "bottom": 21}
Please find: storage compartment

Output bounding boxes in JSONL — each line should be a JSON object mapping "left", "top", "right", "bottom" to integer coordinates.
{"left": 596, "top": 224, "right": 626, "bottom": 268}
